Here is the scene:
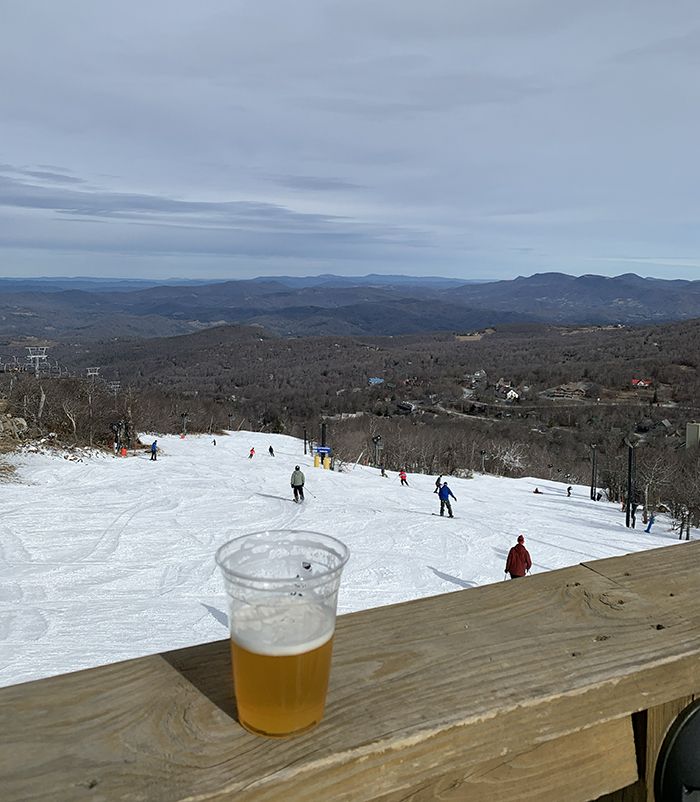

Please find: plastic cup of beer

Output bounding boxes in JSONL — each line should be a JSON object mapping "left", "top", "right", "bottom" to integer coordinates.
{"left": 216, "top": 529, "right": 349, "bottom": 738}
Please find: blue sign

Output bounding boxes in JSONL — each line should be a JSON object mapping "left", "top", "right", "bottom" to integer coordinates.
{"left": 315, "top": 446, "right": 332, "bottom": 454}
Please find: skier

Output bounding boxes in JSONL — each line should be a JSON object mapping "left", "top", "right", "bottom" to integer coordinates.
{"left": 150, "top": 440, "right": 158, "bottom": 461}
{"left": 438, "top": 481, "right": 456, "bottom": 518}
{"left": 567, "top": 486, "right": 572, "bottom": 497}
{"left": 213, "top": 439, "right": 216, "bottom": 446}
{"left": 291, "top": 465, "right": 305, "bottom": 503}
{"left": 268, "top": 445, "right": 275, "bottom": 457}
{"left": 644, "top": 513, "right": 656, "bottom": 533}
{"left": 434, "top": 475, "right": 443, "bottom": 494}
{"left": 249, "top": 447, "right": 255, "bottom": 459}
{"left": 505, "top": 535, "right": 532, "bottom": 579}
{"left": 380, "top": 465, "right": 388, "bottom": 478}
{"left": 399, "top": 469, "right": 409, "bottom": 487}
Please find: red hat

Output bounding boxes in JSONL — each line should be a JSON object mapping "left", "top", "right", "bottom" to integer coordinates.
{"left": 517, "top": 534, "right": 525, "bottom": 543}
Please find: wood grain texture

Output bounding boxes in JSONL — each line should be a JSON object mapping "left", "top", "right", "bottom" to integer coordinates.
{"left": 373, "top": 716, "right": 638, "bottom": 802}
{"left": 582, "top": 540, "right": 699, "bottom": 622}
{"left": 2, "top": 542, "right": 700, "bottom": 801}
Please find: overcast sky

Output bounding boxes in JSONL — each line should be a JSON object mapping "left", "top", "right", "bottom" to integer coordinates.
{"left": 2, "top": 1, "right": 700, "bottom": 280}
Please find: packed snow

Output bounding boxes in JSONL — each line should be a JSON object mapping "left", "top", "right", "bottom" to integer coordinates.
{"left": 0, "top": 431, "right": 686, "bottom": 688}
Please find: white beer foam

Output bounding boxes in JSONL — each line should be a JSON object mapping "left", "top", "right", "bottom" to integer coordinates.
{"left": 230, "top": 599, "right": 335, "bottom": 656}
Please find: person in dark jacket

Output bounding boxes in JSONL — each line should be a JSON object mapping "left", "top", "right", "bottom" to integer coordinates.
{"left": 150, "top": 440, "right": 158, "bottom": 461}
{"left": 505, "top": 535, "right": 532, "bottom": 579}
{"left": 566, "top": 486, "right": 572, "bottom": 497}
{"left": 644, "top": 513, "right": 656, "bottom": 533}
{"left": 291, "top": 466, "right": 305, "bottom": 502}
{"left": 268, "top": 445, "right": 275, "bottom": 457}
{"left": 438, "top": 482, "right": 456, "bottom": 517}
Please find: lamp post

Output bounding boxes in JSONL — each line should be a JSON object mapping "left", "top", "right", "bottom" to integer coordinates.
{"left": 625, "top": 441, "right": 637, "bottom": 528}
{"left": 590, "top": 444, "right": 598, "bottom": 500}
{"left": 480, "top": 449, "right": 486, "bottom": 474}
{"left": 181, "top": 411, "right": 189, "bottom": 437}
{"left": 372, "top": 434, "right": 383, "bottom": 466}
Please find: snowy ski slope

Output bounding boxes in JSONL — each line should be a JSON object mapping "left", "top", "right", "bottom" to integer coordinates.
{"left": 0, "top": 431, "right": 686, "bottom": 688}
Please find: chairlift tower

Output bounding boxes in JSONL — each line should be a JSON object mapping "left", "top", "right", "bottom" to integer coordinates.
{"left": 26, "top": 347, "right": 48, "bottom": 377}
{"left": 86, "top": 367, "right": 100, "bottom": 380}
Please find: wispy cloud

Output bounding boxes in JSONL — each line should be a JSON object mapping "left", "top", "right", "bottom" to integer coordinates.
{"left": 0, "top": 163, "right": 85, "bottom": 185}
{"left": 270, "top": 174, "right": 363, "bottom": 191}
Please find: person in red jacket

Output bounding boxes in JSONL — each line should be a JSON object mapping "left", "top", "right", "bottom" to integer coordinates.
{"left": 398, "top": 469, "right": 408, "bottom": 486}
{"left": 505, "top": 535, "right": 532, "bottom": 579}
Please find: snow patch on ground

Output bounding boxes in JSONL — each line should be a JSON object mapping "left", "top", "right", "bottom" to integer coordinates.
{"left": 0, "top": 431, "right": 687, "bottom": 688}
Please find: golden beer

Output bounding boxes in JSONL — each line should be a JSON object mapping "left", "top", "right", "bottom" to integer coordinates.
{"left": 231, "top": 635, "right": 334, "bottom": 737}
{"left": 216, "top": 530, "right": 349, "bottom": 739}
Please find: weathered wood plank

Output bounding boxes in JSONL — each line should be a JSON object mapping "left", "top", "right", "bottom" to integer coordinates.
{"left": 582, "top": 540, "right": 699, "bottom": 621}
{"left": 2, "top": 547, "right": 700, "bottom": 801}
{"left": 373, "top": 716, "right": 637, "bottom": 802}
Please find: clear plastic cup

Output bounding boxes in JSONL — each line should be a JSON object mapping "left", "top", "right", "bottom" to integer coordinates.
{"left": 215, "top": 530, "right": 349, "bottom": 737}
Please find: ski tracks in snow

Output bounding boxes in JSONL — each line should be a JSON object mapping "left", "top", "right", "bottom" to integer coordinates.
{"left": 0, "top": 431, "right": 687, "bottom": 688}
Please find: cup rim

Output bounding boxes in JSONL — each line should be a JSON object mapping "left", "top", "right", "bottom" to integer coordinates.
{"left": 215, "top": 529, "right": 350, "bottom": 586}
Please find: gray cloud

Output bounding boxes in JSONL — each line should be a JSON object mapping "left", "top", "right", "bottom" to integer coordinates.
{"left": 2, "top": 1, "right": 700, "bottom": 279}
{"left": 0, "top": 164, "right": 84, "bottom": 185}
{"left": 269, "top": 175, "right": 363, "bottom": 191}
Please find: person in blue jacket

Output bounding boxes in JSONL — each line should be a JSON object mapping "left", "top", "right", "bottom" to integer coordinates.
{"left": 438, "top": 481, "right": 456, "bottom": 518}
{"left": 150, "top": 440, "right": 158, "bottom": 461}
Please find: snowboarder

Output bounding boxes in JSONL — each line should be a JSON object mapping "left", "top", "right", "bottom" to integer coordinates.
{"left": 268, "top": 445, "right": 275, "bottom": 457}
{"left": 533, "top": 487, "right": 542, "bottom": 494}
{"left": 380, "top": 465, "right": 387, "bottom": 478}
{"left": 438, "top": 482, "right": 456, "bottom": 517}
{"left": 644, "top": 513, "right": 656, "bottom": 533}
{"left": 434, "top": 475, "right": 443, "bottom": 494}
{"left": 213, "top": 439, "right": 216, "bottom": 446}
{"left": 150, "top": 440, "right": 158, "bottom": 461}
{"left": 567, "top": 486, "right": 572, "bottom": 497}
{"left": 291, "top": 465, "right": 305, "bottom": 502}
{"left": 399, "top": 469, "right": 409, "bottom": 487}
{"left": 249, "top": 447, "right": 255, "bottom": 459}
{"left": 505, "top": 535, "right": 532, "bottom": 579}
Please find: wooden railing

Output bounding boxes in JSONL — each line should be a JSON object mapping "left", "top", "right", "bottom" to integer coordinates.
{"left": 2, "top": 541, "right": 700, "bottom": 801}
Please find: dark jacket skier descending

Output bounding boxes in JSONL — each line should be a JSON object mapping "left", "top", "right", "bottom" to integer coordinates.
{"left": 438, "top": 482, "right": 456, "bottom": 517}
{"left": 291, "top": 466, "right": 305, "bottom": 502}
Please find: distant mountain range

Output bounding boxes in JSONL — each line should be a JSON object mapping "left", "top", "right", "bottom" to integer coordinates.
{"left": 1, "top": 272, "right": 699, "bottom": 341}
